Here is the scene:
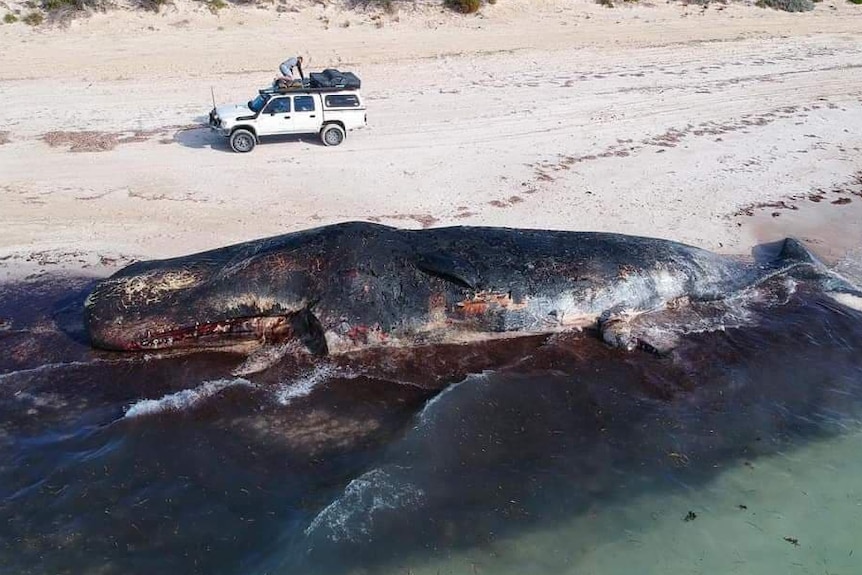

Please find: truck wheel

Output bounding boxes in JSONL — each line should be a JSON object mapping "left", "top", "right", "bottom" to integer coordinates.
{"left": 230, "top": 129, "right": 256, "bottom": 153}
{"left": 320, "top": 124, "right": 345, "bottom": 147}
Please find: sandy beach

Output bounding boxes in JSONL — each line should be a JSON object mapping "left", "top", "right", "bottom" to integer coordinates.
{"left": 1, "top": 0, "right": 861, "bottom": 281}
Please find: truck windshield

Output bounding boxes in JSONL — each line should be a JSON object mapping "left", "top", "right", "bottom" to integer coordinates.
{"left": 248, "top": 94, "right": 270, "bottom": 113}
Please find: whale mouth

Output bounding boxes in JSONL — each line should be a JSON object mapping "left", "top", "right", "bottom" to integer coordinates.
{"left": 111, "top": 308, "right": 330, "bottom": 356}
{"left": 131, "top": 315, "right": 296, "bottom": 351}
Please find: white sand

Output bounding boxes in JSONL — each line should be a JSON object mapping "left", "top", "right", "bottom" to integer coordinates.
{"left": 1, "top": 0, "right": 861, "bottom": 281}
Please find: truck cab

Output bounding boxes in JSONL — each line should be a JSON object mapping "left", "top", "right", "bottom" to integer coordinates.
{"left": 209, "top": 87, "right": 367, "bottom": 152}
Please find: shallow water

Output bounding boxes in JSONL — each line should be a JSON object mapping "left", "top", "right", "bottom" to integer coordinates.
{"left": 1, "top": 276, "right": 862, "bottom": 575}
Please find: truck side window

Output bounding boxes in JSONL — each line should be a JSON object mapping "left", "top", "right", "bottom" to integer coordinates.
{"left": 325, "top": 95, "right": 360, "bottom": 108}
{"left": 294, "top": 96, "right": 315, "bottom": 112}
{"left": 265, "top": 98, "right": 291, "bottom": 114}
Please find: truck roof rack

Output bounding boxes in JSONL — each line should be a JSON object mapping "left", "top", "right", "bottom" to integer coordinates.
{"left": 258, "top": 85, "right": 358, "bottom": 96}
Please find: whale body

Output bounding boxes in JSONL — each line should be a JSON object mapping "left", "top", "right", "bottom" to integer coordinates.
{"left": 83, "top": 222, "right": 856, "bottom": 355}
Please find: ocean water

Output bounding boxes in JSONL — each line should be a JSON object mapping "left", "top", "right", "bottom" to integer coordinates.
{"left": 1, "top": 274, "right": 861, "bottom": 575}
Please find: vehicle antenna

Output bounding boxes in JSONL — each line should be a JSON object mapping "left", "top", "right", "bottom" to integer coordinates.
{"left": 211, "top": 86, "right": 216, "bottom": 109}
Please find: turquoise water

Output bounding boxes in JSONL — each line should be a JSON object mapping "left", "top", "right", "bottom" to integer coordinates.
{"left": 1, "top": 277, "right": 861, "bottom": 575}
{"left": 378, "top": 427, "right": 862, "bottom": 575}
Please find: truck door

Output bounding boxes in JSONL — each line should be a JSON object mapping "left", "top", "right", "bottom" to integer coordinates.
{"left": 256, "top": 97, "right": 293, "bottom": 135}
{"left": 292, "top": 95, "right": 321, "bottom": 134}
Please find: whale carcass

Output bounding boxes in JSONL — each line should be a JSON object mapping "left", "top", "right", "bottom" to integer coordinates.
{"left": 83, "top": 222, "right": 860, "bottom": 355}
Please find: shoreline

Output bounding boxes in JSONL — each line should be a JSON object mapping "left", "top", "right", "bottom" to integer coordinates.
{"left": 2, "top": 194, "right": 861, "bottom": 284}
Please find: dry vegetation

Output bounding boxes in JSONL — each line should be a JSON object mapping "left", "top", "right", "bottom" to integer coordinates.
{"left": 756, "top": 0, "right": 814, "bottom": 11}
{"left": 40, "top": 124, "right": 201, "bottom": 152}
{"left": 2, "top": 0, "right": 844, "bottom": 24}
{"left": 445, "top": 0, "right": 483, "bottom": 13}
{"left": 41, "top": 131, "right": 138, "bottom": 152}
{"left": 2, "top": 0, "right": 499, "bottom": 24}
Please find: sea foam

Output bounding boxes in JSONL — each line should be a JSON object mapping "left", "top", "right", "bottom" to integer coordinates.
{"left": 274, "top": 364, "right": 337, "bottom": 405}
{"left": 304, "top": 467, "right": 424, "bottom": 543}
{"left": 124, "top": 377, "right": 254, "bottom": 418}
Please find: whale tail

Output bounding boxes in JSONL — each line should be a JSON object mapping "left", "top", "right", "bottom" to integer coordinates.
{"left": 753, "top": 237, "right": 827, "bottom": 281}
{"left": 775, "top": 237, "right": 821, "bottom": 269}
{"left": 770, "top": 237, "right": 862, "bottom": 311}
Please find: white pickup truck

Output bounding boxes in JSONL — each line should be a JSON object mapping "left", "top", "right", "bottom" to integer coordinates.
{"left": 208, "top": 87, "right": 367, "bottom": 152}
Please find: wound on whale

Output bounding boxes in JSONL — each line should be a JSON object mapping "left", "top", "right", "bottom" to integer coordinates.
{"left": 83, "top": 222, "right": 862, "bottom": 355}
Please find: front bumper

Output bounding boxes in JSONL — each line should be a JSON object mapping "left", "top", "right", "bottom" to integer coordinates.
{"left": 208, "top": 110, "right": 230, "bottom": 136}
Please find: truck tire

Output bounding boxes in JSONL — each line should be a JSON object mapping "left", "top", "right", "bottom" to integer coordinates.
{"left": 320, "top": 124, "right": 345, "bottom": 147}
{"left": 230, "top": 129, "right": 256, "bottom": 153}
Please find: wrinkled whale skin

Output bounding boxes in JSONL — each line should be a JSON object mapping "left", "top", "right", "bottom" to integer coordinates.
{"left": 83, "top": 222, "right": 841, "bottom": 354}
